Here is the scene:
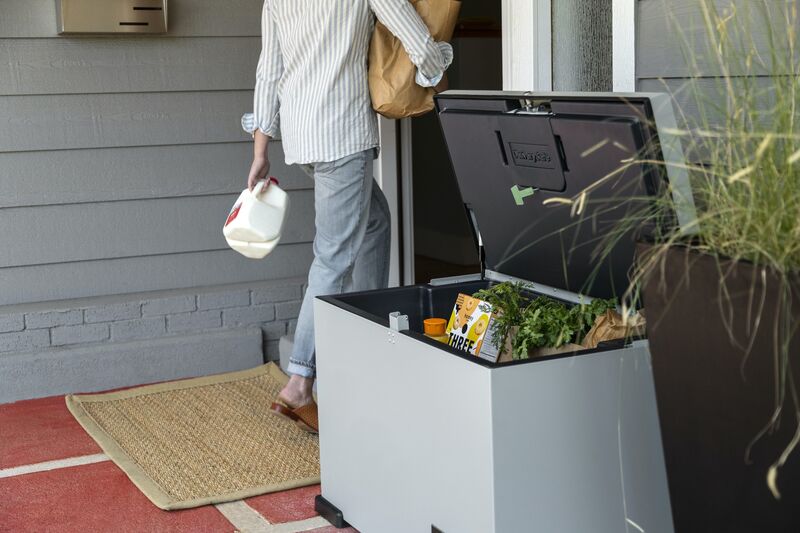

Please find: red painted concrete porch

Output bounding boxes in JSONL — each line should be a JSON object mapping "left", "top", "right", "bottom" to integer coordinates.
{"left": 0, "top": 394, "right": 357, "bottom": 533}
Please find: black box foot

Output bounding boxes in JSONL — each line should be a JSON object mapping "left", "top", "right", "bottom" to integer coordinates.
{"left": 315, "top": 495, "right": 350, "bottom": 529}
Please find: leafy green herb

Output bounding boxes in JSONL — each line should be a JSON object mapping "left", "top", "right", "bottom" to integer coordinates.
{"left": 474, "top": 282, "right": 617, "bottom": 359}
{"left": 512, "top": 293, "right": 616, "bottom": 358}
{"left": 474, "top": 281, "right": 528, "bottom": 354}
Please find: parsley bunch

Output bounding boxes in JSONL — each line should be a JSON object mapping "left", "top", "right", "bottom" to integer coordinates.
{"left": 473, "top": 281, "right": 527, "bottom": 354}
{"left": 474, "top": 282, "right": 617, "bottom": 360}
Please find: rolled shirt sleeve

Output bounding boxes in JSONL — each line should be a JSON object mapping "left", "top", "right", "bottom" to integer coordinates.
{"left": 415, "top": 41, "right": 453, "bottom": 87}
{"left": 369, "top": 0, "right": 454, "bottom": 88}
{"left": 242, "top": 0, "right": 283, "bottom": 138}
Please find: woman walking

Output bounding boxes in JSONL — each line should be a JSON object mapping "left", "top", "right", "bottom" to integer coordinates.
{"left": 242, "top": 0, "right": 452, "bottom": 432}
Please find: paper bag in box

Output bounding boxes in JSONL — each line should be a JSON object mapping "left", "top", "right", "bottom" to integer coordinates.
{"left": 582, "top": 310, "right": 646, "bottom": 349}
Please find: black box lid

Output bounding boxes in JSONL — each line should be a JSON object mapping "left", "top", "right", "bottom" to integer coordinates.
{"left": 435, "top": 91, "right": 695, "bottom": 300}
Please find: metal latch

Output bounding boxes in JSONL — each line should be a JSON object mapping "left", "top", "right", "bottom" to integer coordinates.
{"left": 508, "top": 94, "right": 554, "bottom": 116}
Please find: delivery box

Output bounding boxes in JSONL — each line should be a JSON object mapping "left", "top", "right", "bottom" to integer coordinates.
{"left": 313, "top": 91, "right": 695, "bottom": 533}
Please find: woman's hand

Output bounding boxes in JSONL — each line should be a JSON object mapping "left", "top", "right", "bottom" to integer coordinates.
{"left": 248, "top": 130, "right": 272, "bottom": 191}
{"left": 434, "top": 73, "right": 449, "bottom": 94}
{"left": 247, "top": 156, "right": 270, "bottom": 191}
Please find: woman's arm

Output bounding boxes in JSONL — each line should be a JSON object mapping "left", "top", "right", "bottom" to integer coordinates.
{"left": 368, "top": 0, "right": 454, "bottom": 87}
{"left": 247, "top": 130, "right": 271, "bottom": 191}
{"left": 244, "top": 0, "right": 283, "bottom": 190}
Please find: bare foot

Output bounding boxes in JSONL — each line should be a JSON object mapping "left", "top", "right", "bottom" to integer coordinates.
{"left": 278, "top": 374, "right": 314, "bottom": 408}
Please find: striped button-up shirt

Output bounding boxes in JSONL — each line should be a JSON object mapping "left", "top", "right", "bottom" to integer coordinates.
{"left": 242, "top": 0, "right": 453, "bottom": 165}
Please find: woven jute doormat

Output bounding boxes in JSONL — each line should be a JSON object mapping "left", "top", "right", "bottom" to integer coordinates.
{"left": 66, "top": 363, "right": 320, "bottom": 510}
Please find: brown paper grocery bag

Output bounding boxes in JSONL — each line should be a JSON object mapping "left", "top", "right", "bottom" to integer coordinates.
{"left": 582, "top": 310, "right": 647, "bottom": 349}
{"left": 369, "top": 0, "right": 461, "bottom": 119}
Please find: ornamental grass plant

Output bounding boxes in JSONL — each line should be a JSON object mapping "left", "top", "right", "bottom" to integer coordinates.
{"left": 552, "top": 0, "right": 800, "bottom": 498}
{"left": 650, "top": 0, "right": 800, "bottom": 498}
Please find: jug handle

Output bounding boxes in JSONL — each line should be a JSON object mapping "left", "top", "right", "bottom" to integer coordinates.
{"left": 252, "top": 177, "right": 279, "bottom": 198}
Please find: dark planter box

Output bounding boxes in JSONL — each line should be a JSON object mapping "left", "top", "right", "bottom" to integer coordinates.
{"left": 639, "top": 243, "right": 800, "bottom": 532}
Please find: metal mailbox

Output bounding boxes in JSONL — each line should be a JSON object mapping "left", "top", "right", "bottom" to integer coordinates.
{"left": 56, "top": 0, "right": 167, "bottom": 34}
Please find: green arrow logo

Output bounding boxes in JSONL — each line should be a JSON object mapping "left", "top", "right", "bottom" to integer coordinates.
{"left": 511, "top": 185, "right": 536, "bottom": 206}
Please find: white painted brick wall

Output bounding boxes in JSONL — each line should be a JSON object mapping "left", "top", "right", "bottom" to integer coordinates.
{"left": 25, "top": 310, "right": 82, "bottom": 329}
{"left": 275, "top": 300, "right": 302, "bottom": 320}
{"left": 85, "top": 302, "right": 141, "bottom": 323}
{"left": 0, "top": 330, "right": 50, "bottom": 353}
{"left": 111, "top": 317, "right": 167, "bottom": 342}
{"left": 0, "top": 279, "right": 306, "bottom": 358}
{"left": 51, "top": 323, "right": 109, "bottom": 347}
{"left": 197, "top": 290, "right": 251, "bottom": 310}
{"left": 0, "top": 313, "right": 24, "bottom": 334}
{"left": 142, "top": 295, "right": 196, "bottom": 316}
{"left": 167, "top": 310, "right": 223, "bottom": 333}
{"left": 222, "top": 304, "right": 276, "bottom": 327}
{"left": 252, "top": 286, "right": 301, "bottom": 305}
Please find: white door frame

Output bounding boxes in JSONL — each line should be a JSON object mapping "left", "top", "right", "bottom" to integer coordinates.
{"left": 373, "top": 117, "right": 401, "bottom": 287}
{"left": 399, "top": 118, "right": 415, "bottom": 286}
{"left": 376, "top": 117, "right": 414, "bottom": 287}
{"left": 612, "top": 0, "right": 637, "bottom": 91}
{"left": 502, "top": 0, "right": 552, "bottom": 91}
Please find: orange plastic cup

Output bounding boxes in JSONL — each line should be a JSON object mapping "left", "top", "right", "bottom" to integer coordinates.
{"left": 423, "top": 318, "right": 447, "bottom": 336}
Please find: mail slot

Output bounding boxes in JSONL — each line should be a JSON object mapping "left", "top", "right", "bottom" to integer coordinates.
{"left": 56, "top": 0, "right": 168, "bottom": 34}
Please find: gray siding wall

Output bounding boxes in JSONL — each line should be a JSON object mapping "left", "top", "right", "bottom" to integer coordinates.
{"left": 0, "top": 0, "right": 316, "bottom": 399}
{"left": 0, "top": 0, "right": 315, "bottom": 306}
{"left": 636, "top": 0, "right": 792, "bottom": 138}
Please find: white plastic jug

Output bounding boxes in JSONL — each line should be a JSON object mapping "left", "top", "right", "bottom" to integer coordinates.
{"left": 223, "top": 178, "right": 290, "bottom": 259}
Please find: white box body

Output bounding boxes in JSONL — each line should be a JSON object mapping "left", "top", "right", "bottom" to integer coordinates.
{"left": 315, "top": 285, "right": 674, "bottom": 533}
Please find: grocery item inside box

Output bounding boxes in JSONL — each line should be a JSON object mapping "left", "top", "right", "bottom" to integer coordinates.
{"left": 582, "top": 309, "right": 647, "bottom": 349}
{"left": 423, "top": 317, "right": 449, "bottom": 344}
{"left": 444, "top": 294, "right": 498, "bottom": 356}
{"left": 441, "top": 282, "right": 646, "bottom": 363}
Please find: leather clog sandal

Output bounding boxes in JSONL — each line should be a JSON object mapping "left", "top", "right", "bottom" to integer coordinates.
{"left": 269, "top": 400, "right": 319, "bottom": 434}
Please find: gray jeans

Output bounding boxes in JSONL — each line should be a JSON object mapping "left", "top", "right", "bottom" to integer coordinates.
{"left": 288, "top": 148, "right": 391, "bottom": 378}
